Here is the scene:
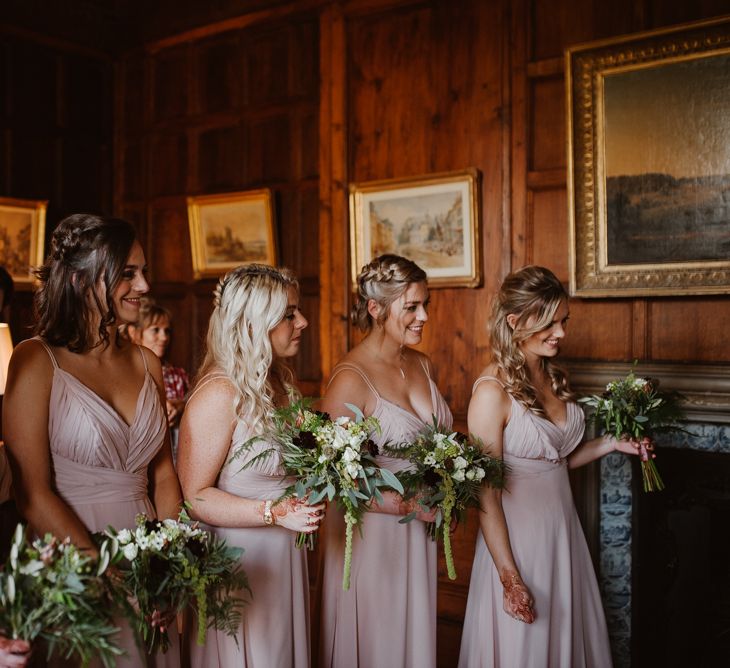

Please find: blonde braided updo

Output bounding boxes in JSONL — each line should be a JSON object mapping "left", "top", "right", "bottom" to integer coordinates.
{"left": 351, "top": 254, "right": 427, "bottom": 331}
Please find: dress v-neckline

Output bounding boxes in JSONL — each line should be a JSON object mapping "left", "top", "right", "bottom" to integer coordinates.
{"left": 55, "top": 367, "right": 146, "bottom": 430}
{"left": 533, "top": 400, "right": 575, "bottom": 432}
{"left": 376, "top": 377, "right": 438, "bottom": 426}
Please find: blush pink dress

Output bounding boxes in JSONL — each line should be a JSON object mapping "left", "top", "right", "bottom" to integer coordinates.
{"left": 189, "top": 375, "right": 310, "bottom": 668}
{"left": 458, "top": 377, "right": 612, "bottom": 668}
{"left": 319, "top": 361, "right": 453, "bottom": 668}
{"left": 38, "top": 338, "right": 180, "bottom": 668}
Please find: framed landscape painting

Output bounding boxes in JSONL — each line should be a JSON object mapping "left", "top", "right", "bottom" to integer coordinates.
{"left": 187, "top": 189, "right": 276, "bottom": 279}
{"left": 349, "top": 169, "right": 481, "bottom": 288}
{"left": 0, "top": 197, "right": 47, "bottom": 287}
{"left": 567, "top": 16, "right": 730, "bottom": 296}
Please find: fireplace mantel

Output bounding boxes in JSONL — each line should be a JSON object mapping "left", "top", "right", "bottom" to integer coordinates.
{"left": 566, "top": 360, "right": 730, "bottom": 424}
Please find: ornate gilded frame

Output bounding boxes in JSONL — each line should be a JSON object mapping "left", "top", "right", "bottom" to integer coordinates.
{"left": 566, "top": 16, "right": 730, "bottom": 297}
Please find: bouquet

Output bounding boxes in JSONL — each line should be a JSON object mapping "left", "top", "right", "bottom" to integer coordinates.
{"left": 101, "top": 509, "right": 250, "bottom": 653}
{"left": 234, "top": 399, "right": 404, "bottom": 590}
{"left": 385, "top": 420, "right": 506, "bottom": 580}
{"left": 579, "top": 368, "right": 685, "bottom": 492}
{"left": 0, "top": 524, "right": 122, "bottom": 667}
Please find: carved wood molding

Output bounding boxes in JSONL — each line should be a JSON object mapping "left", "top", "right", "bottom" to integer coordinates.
{"left": 566, "top": 360, "right": 730, "bottom": 424}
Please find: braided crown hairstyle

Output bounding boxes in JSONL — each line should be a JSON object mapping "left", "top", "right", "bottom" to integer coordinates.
{"left": 489, "top": 265, "right": 573, "bottom": 413}
{"left": 351, "top": 254, "right": 427, "bottom": 331}
{"left": 198, "top": 263, "right": 300, "bottom": 433}
{"left": 34, "top": 214, "right": 138, "bottom": 352}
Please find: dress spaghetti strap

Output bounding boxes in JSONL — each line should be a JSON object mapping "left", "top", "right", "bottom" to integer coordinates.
{"left": 328, "top": 362, "right": 381, "bottom": 400}
{"left": 186, "top": 372, "right": 230, "bottom": 403}
{"left": 136, "top": 344, "right": 150, "bottom": 373}
{"left": 32, "top": 337, "right": 59, "bottom": 369}
{"left": 471, "top": 374, "right": 505, "bottom": 394}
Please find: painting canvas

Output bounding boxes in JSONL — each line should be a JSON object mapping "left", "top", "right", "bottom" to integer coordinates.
{"left": 0, "top": 197, "right": 47, "bottom": 286}
{"left": 187, "top": 189, "right": 276, "bottom": 279}
{"left": 567, "top": 16, "right": 730, "bottom": 296}
{"left": 350, "top": 170, "right": 480, "bottom": 288}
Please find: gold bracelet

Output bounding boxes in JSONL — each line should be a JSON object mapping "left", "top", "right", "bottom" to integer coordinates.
{"left": 263, "top": 499, "right": 274, "bottom": 526}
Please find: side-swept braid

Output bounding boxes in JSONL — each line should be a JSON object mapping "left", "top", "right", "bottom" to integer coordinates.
{"left": 351, "top": 254, "right": 427, "bottom": 331}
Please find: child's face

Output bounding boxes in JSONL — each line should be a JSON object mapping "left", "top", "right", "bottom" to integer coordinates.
{"left": 140, "top": 316, "right": 171, "bottom": 359}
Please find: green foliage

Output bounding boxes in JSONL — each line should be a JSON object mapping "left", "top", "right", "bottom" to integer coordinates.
{"left": 232, "top": 398, "right": 403, "bottom": 589}
{"left": 0, "top": 524, "right": 123, "bottom": 667}
{"left": 99, "top": 511, "right": 250, "bottom": 654}
{"left": 385, "top": 418, "right": 506, "bottom": 579}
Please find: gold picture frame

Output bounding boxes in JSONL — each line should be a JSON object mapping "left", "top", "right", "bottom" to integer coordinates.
{"left": 349, "top": 169, "right": 481, "bottom": 288}
{"left": 0, "top": 197, "right": 47, "bottom": 287}
{"left": 567, "top": 16, "right": 730, "bottom": 297}
{"left": 187, "top": 189, "right": 276, "bottom": 279}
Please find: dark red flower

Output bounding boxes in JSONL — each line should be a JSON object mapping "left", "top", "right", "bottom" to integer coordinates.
{"left": 365, "top": 439, "right": 379, "bottom": 457}
{"left": 293, "top": 430, "right": 318, "bottom": 450}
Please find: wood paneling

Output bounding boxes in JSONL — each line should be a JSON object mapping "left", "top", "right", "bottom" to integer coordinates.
{"left": 115, "top": 11, "right": 322, "bottom": 386}
{"left": 0, "top": 29, "right": 112, "bottom": 343}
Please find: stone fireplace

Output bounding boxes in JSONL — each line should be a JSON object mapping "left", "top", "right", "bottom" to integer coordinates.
{"left": 568, "top": 362, "right": 730, "bottom": 668}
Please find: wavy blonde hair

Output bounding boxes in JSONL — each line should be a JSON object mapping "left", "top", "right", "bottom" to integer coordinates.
{"left": 351, "top": 254, "right": 427, "bottom": 331}
{"left": 489, "top": 265, "right": 573, "bottom": 413}
{"left": 198, "top": 264, "right": 300, "bottom": 433}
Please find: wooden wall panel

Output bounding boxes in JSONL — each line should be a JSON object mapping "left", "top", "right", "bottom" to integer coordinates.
{"left": 649, "top": 300, "right": 730, "bottom": 362}
{"left": 116, "top": 11, "right": 321, "bottom": 385}
{"left": 0, "top": 30, "right": 112, "bottom": 344}
{"left": 529, "top": 76, "right": 565, "bottom": 172}
{"left": 529, "top": 188, "right": 570, "bottom": 276}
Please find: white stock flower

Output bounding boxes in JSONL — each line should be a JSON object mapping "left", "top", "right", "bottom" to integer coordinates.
{"left": 123, "top": 542, "right": 139, "bottom": 561}
{"left": 434, "top": 433, "right": 448, "bottom": 448}
{"left": 453, "top": 456, "right": 468, "bottom": 470}
{"left": 346, "top": 462, "right": 361, "bottom": 478}
{"left": 342, "top": 446, "right": 360, "bottom": 464}
{"left": 452, "top": 469, "right": 466, "bottom": 482}
{"left": 474, "top": 467, "right": 485, "bottom": 481}
{"left": 116, "top": 529, "right": 132, "bottom": 544}
{"left": 465, "top": 469, "right": 476, "bottom": 481}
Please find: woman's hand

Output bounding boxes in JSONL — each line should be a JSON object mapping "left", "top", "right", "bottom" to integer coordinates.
{"left": 612, "top": 435, "right": 654, "bottom": 458}
{"left": 398, "top": 495, "right": 438, "bottom": 523}
{"left": 0, "top": 636, "right": 30, "bottom": 668}
{"left": 271, "top": 497, "right": 326, "bottom": 533}
{"left": 500, "top": 569, "right": 535, "bottom": 624}
{"left": 165, "top": 399, "right": 184, "bottom": 427}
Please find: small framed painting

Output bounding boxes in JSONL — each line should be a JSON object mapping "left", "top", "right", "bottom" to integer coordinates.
{"left": 349, "top": 169, "right": 481, "bottom": 288}
{"left": 187, "top": 189, "right": 276, "bottom": 279}
{"left": 0, "top": 197, "right": 47, "bottom": 287}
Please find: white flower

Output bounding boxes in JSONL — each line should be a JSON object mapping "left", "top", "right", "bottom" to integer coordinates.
{"left": 150, "top": 533, "right": 166, "bottom": 551}
{"left": 465, "top": 469, "right": 476, "bottom": 481}
{"left": 116, "top": 529, "right": 132, "bottom": 544}
{"left": 342, "top": 446, "right": 360, "bottom": 464}
{"left": 335, "top": 416, "right": 351, "bottom": 426}
{"left": 135, "top": 528, "right": 150, "bottom": 550}
{"left": 332, "top": 425, "right": 350, "bottom": 450}
{"left": 474, "top": 467, "right": 485, "bottom": 481}
{"left": 424, "top": 453, "right": 437, "bottom": 466}
{"left": 123, "top": 543, "right": 139, "bottom": 561}
{"left": 452, "top": 469, "right": 466, "bottom": 482}
{"left": 434, "top": 433, "right": 448, "bottom": 448}
{"left": 345, "top": 462, "right": 361, "bottom": 478}
{"left": 453, "top": 456, "right": 467, "bottom": 470}
{"left": 19, "top": 559, "right": 44, "bottom": 576}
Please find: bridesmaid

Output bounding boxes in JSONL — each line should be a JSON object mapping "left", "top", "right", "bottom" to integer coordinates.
{"left": 318, "top": 254, "right": 452, "bottom": 668}
{"left": 3, "top": 213, "right": 182, "bottom": 667}
{"left": 458, "top": 265, "right": 643, "bottom": 667}
{"left": 177, "top": 264, "right": 324, "bottom": 668}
